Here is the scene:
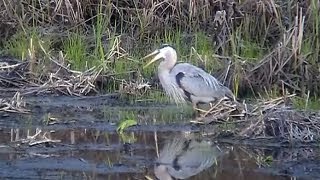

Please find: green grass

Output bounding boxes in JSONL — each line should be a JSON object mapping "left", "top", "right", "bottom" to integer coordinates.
{"left": 4, "top": 28, "right": 52, "bottom": 61}
{"left": 227, "top": 22, "right": 267, "bottom": 97}
{"left": 3, "top": 23, "right": 314, "bottom": 105}
{"left": 292, "top": 96, "right": 320, "bottom": 110}
{"left": 93, "top": 0, "right": 108, "bottom": 70}
{"left": 309, "top": 0, "right": 320, "bottom": 65}
{"left": 4, "top": 31, "right": 29, "bottom": 60}
{"left": 298, "top": 0, "right": 320, "bottom": 85}
{"left": 120, "top": 90, "right": 169, "bottom": 104}
{"left": 191, "top": 32, "right": 220, "bottom": 71}
{"left": 63, "top": 32, "right": 88, "bottom": 71}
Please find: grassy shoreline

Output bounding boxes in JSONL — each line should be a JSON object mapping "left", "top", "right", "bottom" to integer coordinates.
{"left": 0, "top": 0, "right": 319, "bottom": 108}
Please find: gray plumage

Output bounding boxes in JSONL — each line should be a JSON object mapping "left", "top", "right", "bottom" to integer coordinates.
{"left": 170, "top": 63, "right": 235, "bottom": 103}
{"left": 154, "top": 137, "right": 222, "bottom": 180}
{"left": 143, "top": 44, "right": 235, "bottom": 108}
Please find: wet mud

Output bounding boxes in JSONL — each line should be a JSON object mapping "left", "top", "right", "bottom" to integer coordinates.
{"left": 0, "top": 94, "right": 319, "bottom": 179}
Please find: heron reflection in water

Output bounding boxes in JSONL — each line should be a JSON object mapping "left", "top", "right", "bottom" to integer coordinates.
{"left": 143, "top": 44, "right": 235, "bottom": 111}
{"left": 154, "top": 137, "right": 224, "bottom": 180}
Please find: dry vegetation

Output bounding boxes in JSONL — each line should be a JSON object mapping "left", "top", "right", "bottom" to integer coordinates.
{"left": 0, "top": 92, "right": 29, "bottom": 113}
{"left": 0, "top": 0, "right": 319, "bottom": 98}
{"left": 191, "top": 93, "right": 320, "bottom": 142}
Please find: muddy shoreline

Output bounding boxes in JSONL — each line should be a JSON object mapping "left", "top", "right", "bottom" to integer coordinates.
{"left": 0, "top": 93, "right": 319, "bottom": 179}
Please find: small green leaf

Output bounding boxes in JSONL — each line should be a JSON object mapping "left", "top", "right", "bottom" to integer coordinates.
{"left": 264, "top": 156, "right": 273, "bottom": 164}
{"left": 117, "top": 119, "right": 138, "bottom": 134}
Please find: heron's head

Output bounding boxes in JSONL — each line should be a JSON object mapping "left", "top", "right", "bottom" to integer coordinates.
{"left": 143, "top": 44, "right": 177, "bottom": 69}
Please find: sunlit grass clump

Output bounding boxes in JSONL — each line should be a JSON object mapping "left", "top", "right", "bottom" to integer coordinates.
{"left": 63, "top": 32, "right": 89, "bottom": 71}
{"left": 4, "top": 29, "right": 52, "bottom": 61}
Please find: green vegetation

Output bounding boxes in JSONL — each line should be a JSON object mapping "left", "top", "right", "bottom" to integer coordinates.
{"left": 119, "top": 132, "right": 137, "bottom": 144}
{"left": 126, "top": 91, "right": 170, "bottom": 104}
{"left": 63, "top": 32, "right": 88, "bottom": 71}
{"left": 4, "top": 29, "right": 52, "bottom": 61}
{"left": 117, "top": 118, "right": 137, "bottom": 134}
{"left": 292, "top": 96, "right": 320, "bottom": 110}
{"left": 0, "top": 0, "right": 319, "bottom": 108}
{"left": 115, "top": 111, "right": 138, "bottom": 143}
{"left": 102, "top": 104, "right": 192, "bottom": 124}
{"left": 256, "top": 155, "right": 274, "bottom": 167}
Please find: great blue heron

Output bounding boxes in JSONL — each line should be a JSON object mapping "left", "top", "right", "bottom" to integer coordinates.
{"left": 143, "top": 44, "right": 235, "bottom": 111}
{"left": 154, "top": 137, "right": 223, "bottom": 180}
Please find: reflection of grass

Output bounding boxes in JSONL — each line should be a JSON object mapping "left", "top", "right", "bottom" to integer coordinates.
{"left": 119, "top": 132, "right": 137, "bottom": 143}
{"left": 102, "top": 105, "right": 193, "bottom": 124}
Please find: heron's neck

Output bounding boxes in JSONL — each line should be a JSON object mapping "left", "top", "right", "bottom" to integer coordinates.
{"left": 157, "top": 50, "right": 177, "bottom": 87}
{"left": 158, "top": 66, "right": 170, "bottom": 88}
{"left": 155, "top": 165, "right": 173, "bottom": 180}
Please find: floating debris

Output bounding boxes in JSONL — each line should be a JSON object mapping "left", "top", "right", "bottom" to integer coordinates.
{"left": 17, "top": 128, "right": 61, "bottom": 147}
{"left": 0, "top": 92, "right": 29, "bottom": 113}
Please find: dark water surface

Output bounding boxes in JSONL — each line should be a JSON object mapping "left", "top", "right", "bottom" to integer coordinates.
{"left": 0, "top": 95, "right": 318, "bottom": 180}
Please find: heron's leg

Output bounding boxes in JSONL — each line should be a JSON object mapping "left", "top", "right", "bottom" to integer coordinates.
{"left": 203, "top": 97, "right": 227, "bottom": 117}
{"left": 192, "top": 103, "right": 197, "bottom": 111}
{"left": 192, "top": 103, "right": 199, "bottom": 117}
{"left": 191, "top": 102, "right": 206, "bottom": 118}
{"left": 213, "top": 97, "right": 228, "bottom": 107}
{"left": 192, "top": 102, "right": 199, "bottom": 116}
{"left": 192, "top": 103, "right": 207, "bottom": 113}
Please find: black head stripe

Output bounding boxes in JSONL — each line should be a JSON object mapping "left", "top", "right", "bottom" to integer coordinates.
{"left": 160, "top": 44, "right": 175, "bottom": 50}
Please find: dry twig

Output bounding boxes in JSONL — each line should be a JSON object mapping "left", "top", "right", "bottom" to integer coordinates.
{"left": 0, "top": 92, "right": 29, "bottom": 113}
{"left": 194, "top": 93, "right": 320, "bottom": 143}
{"left": 17, "top": 128, "right": 61, "bottom": 146}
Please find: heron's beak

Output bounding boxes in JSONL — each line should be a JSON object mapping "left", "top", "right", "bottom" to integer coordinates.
{"left": 143, "top": 50, "right": 162, "bottom": 69}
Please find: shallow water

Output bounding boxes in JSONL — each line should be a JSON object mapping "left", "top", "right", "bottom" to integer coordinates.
{"left": 0, "top": 127, "right": 292, "bottom": 180}
{"left": 0, "top": 95, "right": 319, "bottom": 179}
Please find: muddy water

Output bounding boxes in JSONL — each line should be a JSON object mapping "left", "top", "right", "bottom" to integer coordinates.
{"left": 0, "top": 95, "right": 319, "bottom": 179}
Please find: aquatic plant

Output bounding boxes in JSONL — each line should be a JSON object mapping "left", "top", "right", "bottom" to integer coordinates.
{"left": 117, "top": 111, "right": 138, "bottom": 134}
{"left": 117, "top": 119, "right": 137, "bottom": 134}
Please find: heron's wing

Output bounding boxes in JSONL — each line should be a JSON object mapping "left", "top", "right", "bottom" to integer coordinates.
{"left": 171, "top": 63, "right": 234, "bottom": 99}
{"left": 166, "top": 140, "right": 219, "bottom": 179}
